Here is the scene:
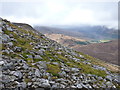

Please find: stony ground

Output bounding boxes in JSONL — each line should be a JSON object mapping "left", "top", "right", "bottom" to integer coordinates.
{"left": 0, "top": 18, "right": 120, "bottom": 89}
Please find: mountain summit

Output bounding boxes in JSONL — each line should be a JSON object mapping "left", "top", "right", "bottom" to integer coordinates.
{"left": 0, "top": 18, "right": 120, "bottom": 89}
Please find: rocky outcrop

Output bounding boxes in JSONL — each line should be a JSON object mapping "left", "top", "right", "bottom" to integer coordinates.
{"left": 0, "top": 18, "right": 120, "bottom": 89}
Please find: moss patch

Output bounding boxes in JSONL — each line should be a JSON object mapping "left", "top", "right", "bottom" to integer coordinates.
{"left": 47, "top": 64, "right": 60, "bottom": 77}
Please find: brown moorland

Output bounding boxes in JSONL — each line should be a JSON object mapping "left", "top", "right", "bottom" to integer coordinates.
{"left": 74, "top": 40, "right": 119, "bottom": 65}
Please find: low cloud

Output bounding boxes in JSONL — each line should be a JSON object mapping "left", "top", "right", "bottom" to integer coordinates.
{"left": 0, "top": 0, "right": 118, "bottom": 29}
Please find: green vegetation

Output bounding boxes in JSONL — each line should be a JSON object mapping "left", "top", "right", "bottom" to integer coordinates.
{"left": 76, "top": 51, "right": 120, "bottom": 73}
{"left": 47, "top": 64, "right": 60, "bottom": 77}
{"left": 75, "top": 41, "right": 90, "bottom": 45}
{"left": 78, "top": 63, "right": 107, "bottom": 77}
{"left": 66, "top": 60, "right": 107, "bottom": 77}
{"left": 74, "top": 39, "right": 111, "bottom": 45}
{"left": 89, "top": 40, "right": 111, "bottom": 44}
{"left": 99, "top": 40, "right": 111, "bottom": 43}
{"left": 24, "top": 78, "right": 32, "bottom": 83}
{"left": 57, "top": 54, "right": 68, "bottom": 62}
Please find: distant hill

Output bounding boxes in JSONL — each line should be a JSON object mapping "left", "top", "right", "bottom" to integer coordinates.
{"left": 65, "top": 25, "right": 119, "bottom": 40}
{"left": 74, "top": 40, "right": 119, "bottom": 65}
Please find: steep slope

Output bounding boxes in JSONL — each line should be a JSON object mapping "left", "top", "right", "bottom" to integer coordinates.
{"left": 74, "top": 40, "right": 119, "bottom": 65}
{"left": 0, "top": 18, "right": 120, "bottom": 89}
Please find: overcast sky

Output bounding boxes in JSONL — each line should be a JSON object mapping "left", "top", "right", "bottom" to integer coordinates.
{"left": 0, "top": 0, "right": 118, "bottom": 29}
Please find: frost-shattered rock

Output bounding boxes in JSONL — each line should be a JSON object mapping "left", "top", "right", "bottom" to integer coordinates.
{"left": 14, "top": 46, "right": 22, "bottom": 52}
{"left": 41, "top": 82, "right": 51, "bottom": 88}
{"left": 76, "top": 84, "right": 82, "bottom": 88}
{"left": 22, "top": 63, "right": 29, "bottom": 69}
{"left": 106, "top": 75, "right": 113, "bottom": 81}
{"left": 3, "top": 49, "right": 10, "bottom": 54}
{"left": 106, "top": 81, "right": 113, "bottom": 87}
{"left": 2, "top": 34, "right": 10, "bottom": 42}
{"left": 27, "top": 55, "right": 33, "bottom": 59}
{"left": 35, "top": 69, "right": 41, "bottom": 77}
{"left": 37, "top": 49, "right": 45, "bottom": 55}
{"left": 7, "top": 42, "right": 13, "bottom": 47}
{"left": 58, "top": 71, "right": 67, "bottom": 77}
{"left": 34, "top": 55, "right": 42, "bottom": 60}
{"left": 0, "top": 61, "right": 4, "bottom": 65}
{"left": 7, "top": 26, "right": 13, "bottom": 31}
{"left": 13, "top": 71, "right": 23, "bottom": 79}
{"left": 17, "top": 82, "right": 27, "bottom": 89}
{"left": 71, "top": 68, "right": 80, "bottom": 72}
{"left": 36, "top": 61, "right": 47, "bottom": 69}
{"left": 52, "top": 62, "right": 59, "bottom": 65}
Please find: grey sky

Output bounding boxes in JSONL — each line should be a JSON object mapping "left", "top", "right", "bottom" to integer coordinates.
{"left": 0, "top": 0, "right": 118, "bottom": 29}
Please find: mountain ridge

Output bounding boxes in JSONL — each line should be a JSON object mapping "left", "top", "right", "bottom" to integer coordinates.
{"left": 34, "top": 25, "right": 118, "bottom": 40}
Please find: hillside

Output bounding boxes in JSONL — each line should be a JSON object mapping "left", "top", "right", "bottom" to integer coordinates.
{"left": 0, "top": 18, "right": 120, "bottom": 89}
{"left": 73, "top": 40, "right": 119, "bottom": 65}
{"left": 45, "top": 33, "right": 87, "bottom": 48}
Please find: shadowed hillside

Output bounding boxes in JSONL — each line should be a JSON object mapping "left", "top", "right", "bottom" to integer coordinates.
{"left": 74, "top": 40, "right": 118, "bottom": 65}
